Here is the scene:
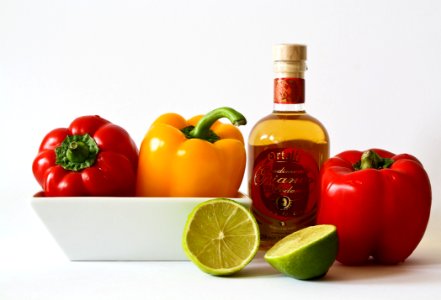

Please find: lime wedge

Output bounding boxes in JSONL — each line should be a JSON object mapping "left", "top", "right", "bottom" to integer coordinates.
{"left": 182, "top": 198, "right": 260, "bottom": 276}
{"left": 264, "top": 224, "right": 338, "bottom": 280}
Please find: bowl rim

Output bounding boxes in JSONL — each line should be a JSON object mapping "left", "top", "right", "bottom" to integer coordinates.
{"left": 32, "top": 191, "right": 250, "bottom": 201}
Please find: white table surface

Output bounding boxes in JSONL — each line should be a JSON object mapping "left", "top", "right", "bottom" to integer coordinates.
{"left": 1, "top": 192, "right": 440, "bottom": 300}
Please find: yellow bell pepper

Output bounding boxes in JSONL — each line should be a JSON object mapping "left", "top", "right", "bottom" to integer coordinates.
{"left": 136, "top": 107, "right": 247, "bottom": 197}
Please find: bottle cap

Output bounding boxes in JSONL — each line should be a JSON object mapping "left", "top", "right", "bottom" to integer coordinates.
{"left": 273, "top": 44, "right": 307, "bottom": 76}
{"left": 273, "top": 44, "right": 307, "bottom": 62}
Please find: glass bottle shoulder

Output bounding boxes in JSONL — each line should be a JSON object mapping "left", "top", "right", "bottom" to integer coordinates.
{"left": 248, "top": 111, "right": 329, "bottom": 146}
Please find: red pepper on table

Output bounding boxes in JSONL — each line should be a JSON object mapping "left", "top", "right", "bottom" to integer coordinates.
{"left": 317, "top": 149, "right": 431, "bottom": 265}
{"left": 33, "top": 115, "right": 139, "bottom": 196}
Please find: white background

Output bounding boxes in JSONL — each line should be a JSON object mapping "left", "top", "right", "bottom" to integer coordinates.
{"left": 1, "top": 0, "right": 440, "bottom": 299}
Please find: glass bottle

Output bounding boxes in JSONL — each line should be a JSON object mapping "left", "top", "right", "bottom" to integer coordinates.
{"left": 248, "top": 44, "right": 330, "bottom": 249}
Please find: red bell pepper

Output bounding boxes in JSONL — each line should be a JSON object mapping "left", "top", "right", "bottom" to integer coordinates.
{"left": 33, "top": 115, "right": 139, "bottom": 196}
{"left": 317, "top": 149, "right": 431, "bottom": 265}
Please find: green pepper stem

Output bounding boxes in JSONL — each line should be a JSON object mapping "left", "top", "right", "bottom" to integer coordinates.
{"left": 354, "top": 150, "right": 394, "bottom": 170}
{"left": 189, "top": 107, "right": 247, "bottom": 140}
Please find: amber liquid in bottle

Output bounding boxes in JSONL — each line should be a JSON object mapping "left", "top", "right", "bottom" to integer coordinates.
{"left": 248, "top": 44, "right": 329, "bottom": 249}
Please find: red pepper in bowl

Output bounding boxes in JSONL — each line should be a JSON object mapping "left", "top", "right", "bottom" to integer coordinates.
{"left": 33, "top": 115, "right": 138, "bottom": 196}
{"left": 317, "top": 149, "right": 431, "bottom": 265}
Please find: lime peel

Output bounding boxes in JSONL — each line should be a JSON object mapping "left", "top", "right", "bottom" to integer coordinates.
{"left": 264, "top": 224, "right": 338, "bottom": 280}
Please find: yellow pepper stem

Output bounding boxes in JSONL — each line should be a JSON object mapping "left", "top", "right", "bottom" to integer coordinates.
{"left": 185, "top": 107, "right": 247, "bottom": 143}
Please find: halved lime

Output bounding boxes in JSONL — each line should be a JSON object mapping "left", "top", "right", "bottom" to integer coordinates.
{"left": 264, "top": 224, "right": 338, "bottom": 280}
{"left": 182, "top": 198, "right": 260, "bottom": 276}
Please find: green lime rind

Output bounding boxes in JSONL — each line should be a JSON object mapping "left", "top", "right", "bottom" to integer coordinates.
{"left": 264, "top": 224, "right": 338, "bottom": 280}
{"left": 182, "top": 198, "right": 260, "bottom": 276}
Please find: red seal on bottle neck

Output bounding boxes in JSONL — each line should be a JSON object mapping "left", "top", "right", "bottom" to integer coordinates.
{"left": 274, "top": 78, "right": 305, "bottom": 104}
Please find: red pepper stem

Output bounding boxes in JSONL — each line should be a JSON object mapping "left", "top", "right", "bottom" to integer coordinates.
{"left": 66, "top": 141, "right": 90, "bottom": 163}
{"left": 55, "top": 134, "right": 100, "bottom": 171}
{"left": 189, "top": 107, "right": 247, "bottom": 140}
{"left": 356, "top": 150, "right": 394, "bottom": 170}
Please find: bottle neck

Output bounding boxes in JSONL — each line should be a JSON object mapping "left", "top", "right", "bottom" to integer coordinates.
{"left": 273, "top": 75, "right": 305, "bottom": 112}
{"left": 272, "top": 60, "right": 306, "bottom": 113}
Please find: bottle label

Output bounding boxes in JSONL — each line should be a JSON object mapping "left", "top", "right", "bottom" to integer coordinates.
{"left": 274, "top": 78, "right": 305, "bottom": 104}
{"left": 251, "top": 147, "right": 319, "bottom": 222}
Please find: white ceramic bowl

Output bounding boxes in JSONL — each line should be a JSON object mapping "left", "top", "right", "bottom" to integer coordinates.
{"left": 31, "top": 193, "right": 251, "bottom": 261}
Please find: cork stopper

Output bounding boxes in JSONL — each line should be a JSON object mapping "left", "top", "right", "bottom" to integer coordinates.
{"left": 273, "top": 44, "right": 307, "bottom": 77}
{"left": 273, "top": 44, "right": 307, "bottom": 62}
